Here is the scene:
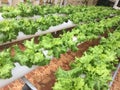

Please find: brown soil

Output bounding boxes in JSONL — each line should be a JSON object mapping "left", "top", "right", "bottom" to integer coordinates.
{"left": 111, "top": 68, "right": 120, "bottom": 90}
{"left": 0, "top": 79, "right": 24, "bottom": 90}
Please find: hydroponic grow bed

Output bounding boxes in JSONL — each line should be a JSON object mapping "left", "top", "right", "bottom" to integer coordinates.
{"left": 0, "top": 2, "right": 120, "bottom": 90}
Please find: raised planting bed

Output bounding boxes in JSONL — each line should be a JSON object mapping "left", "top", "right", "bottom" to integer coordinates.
{"left": 0, "top": 3, "right": 120, "bottom": 44}
{"left": 52, "top": 29, "right": 120, "bottom": 90}
{"left": 0, "top": 15, "right": 119, "bottom": 76}
{"left": 0, "top": 24, "right": 75, "bottom": 88}
{"left": 0, "top": 37, "right": 100, "bottom": 90}
{"left": 0, "top": 4, "right": 120, "bottom": 90}
{"left": 0, "top": 23, "right": 119, "bottom": 87}
{"left": 0, "top": 23, "right": 75, "bottom": 51}
{"left": 1, "top": 26, "right": 120, "bottom": 90}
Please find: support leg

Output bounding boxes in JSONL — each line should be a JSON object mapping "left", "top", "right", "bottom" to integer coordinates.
{"left": 113, "top": 0, "right": 120, "bottom": 9}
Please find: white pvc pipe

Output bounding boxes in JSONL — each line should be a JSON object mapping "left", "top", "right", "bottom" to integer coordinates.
{"left": 0, "top": 63, "right": 38, "bottom": 88}
{"left": 108, "top": 63, "right": 120, "bottom": 90}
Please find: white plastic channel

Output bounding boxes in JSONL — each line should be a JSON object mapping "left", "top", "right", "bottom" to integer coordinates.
{"left": 0, "top": 20, "right": 76, "bottom": 46}
{"left": 108, "top": 63, "right": 120, "bottom": 90}
{"left": 0, "top": 63, "right": 38, "bottom": 88}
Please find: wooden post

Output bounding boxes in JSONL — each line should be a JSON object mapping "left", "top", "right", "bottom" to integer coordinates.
{"left": 64, "top": 0, "right": 67, "bottom": 5}
{"left": 54, "top": 0, "right": 59, "bottom": 5}
{"left": 39, "top": 0, "right": 44, "bottom": 5}
{"left": 87, "top": 0, "right": 98, "bottom": 6}
{"left": 0, "top": 0, "right": 1, "bottom": 6}
{"left": 12, "top": 0, "right": 24, "bottom": 6}
{"left": 60, "top": 0, "right": 63, "bottom": 6}
{"left": 31, "top": 0, "right": 40, "bottom": 5}
{"left": 113, "top": 0, "right": 120, "bottom": 9}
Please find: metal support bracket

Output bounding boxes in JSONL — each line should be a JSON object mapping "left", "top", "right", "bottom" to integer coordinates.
{"left": 21, "top": 76, "right": 37, "bottom": 90}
